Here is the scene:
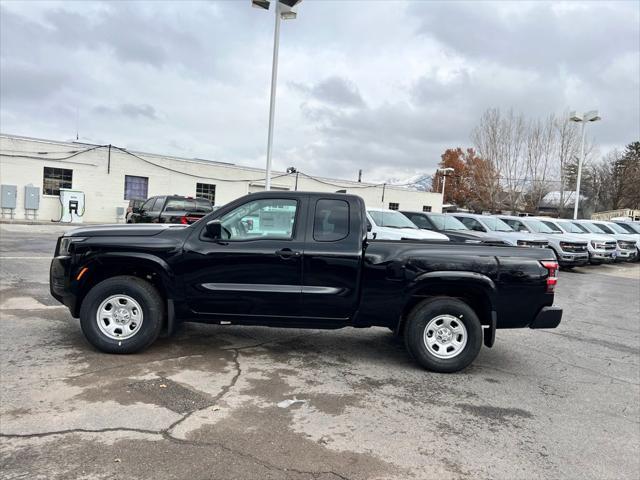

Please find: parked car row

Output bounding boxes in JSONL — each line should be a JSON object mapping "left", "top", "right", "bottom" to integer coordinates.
{"left": 378, "top": 208, "right": 638, "bottom": 268}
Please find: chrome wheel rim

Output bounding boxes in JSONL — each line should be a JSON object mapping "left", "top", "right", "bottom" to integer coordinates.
{"left": 96, "top": 294, "right": 144, "bottom": 340}
{"left": 423, "top": 314, "right": 467, "bottom": 359}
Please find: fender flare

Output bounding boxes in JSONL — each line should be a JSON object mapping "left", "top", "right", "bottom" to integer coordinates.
{"left": 405, "top": 271, "right": 497, "bottom": 348}
{"left": 74, "top": 252, "right": 176, "bottom": 318}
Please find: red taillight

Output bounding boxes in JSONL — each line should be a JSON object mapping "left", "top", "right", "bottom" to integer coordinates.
{"left": 540, "top": 260, "right": 559, "bottom": 293}
{"left": 180, "top": 216, "right": 188, "bottom": 224}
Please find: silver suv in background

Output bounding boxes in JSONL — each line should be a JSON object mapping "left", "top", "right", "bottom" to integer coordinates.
{"left": 582, "top": 220, "right": 638, "bottom": 262}
{"left": 450, "top": 213, "right": 549, "bottom": 248}
{"left": 498, "top": 215, "right": 588, "bottom": 268}
{"left": 537, "top": 218, "right": 615, "bottom": 264}
{"left": 612, "top": 220, "right": 640, "bottom": 260}
{"left": 366, "top": 208, "right": 449, "bottom": 241}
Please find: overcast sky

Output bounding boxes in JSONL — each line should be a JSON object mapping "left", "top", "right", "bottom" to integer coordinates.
{"left": 1, "top": 0, "right": 638, "bottom": 182}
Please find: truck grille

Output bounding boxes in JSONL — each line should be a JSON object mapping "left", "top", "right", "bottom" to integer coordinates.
{"left": 517, "top": 240, "right": 549, "bottom": 248}
{"left": 617, "top": 240, "right": 636, "bottom": 250}
{"left": 604, "top": 242, "right": 617, "bottom": 250}
{"left": 560, "top": 242, "right": 588, "bottom": 253}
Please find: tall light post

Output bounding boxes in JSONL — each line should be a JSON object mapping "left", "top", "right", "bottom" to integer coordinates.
{"left": 438, "top": 167, "right": 454, "bottom": 206}
{"left": 569, "top": 110, "right": 601, "bottom": 219}
{"left": 252, "top": 0, "right": 302, "bottom": 190}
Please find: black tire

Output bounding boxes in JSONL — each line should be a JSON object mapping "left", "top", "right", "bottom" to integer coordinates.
{"left": 404, "top": 297, "right": 482, "bottom": 373}
{"left": 80, "top": 276, "right": 164, "bottom": 354}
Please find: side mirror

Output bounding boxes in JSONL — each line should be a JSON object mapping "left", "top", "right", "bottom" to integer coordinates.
{"left": 366, "top": 222, "right": 372, "bottom": 232}
{"left": 205, "top": 220, "right": 223, "bottom": 239}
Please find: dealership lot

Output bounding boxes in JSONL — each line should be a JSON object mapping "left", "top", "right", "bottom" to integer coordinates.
{"left": 1, "top": 223, "right": 639, "bottom": 480}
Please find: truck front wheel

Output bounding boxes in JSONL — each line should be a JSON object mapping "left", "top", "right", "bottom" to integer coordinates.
{"left": 79, "top": 276, "right": 164, "bottom": 354}
{"left": 404, "top": 297, "right": 482, "bottom": 373}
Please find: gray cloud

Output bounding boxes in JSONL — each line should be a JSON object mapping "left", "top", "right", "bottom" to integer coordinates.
{"left": 1, "top": 1, "right": 638, "bottom": 184}
{"left": 294, "top": 76, "right": 366, "bottom": 108}
{"left": 94, "top": 103, "right": 157, "bottom": 120}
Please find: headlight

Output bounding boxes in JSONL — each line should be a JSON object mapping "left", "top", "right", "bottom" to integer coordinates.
{"left": 58, "top": 237, "right": 87, "bottom": 255}
{"left": 464, "top": 239, "right": 482, "bottom": 244}
{"left": 590, "top": 240, "right": 603, "bottom": 249}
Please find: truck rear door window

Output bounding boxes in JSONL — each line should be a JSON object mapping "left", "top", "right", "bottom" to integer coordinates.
{"left": 313, "top": 199, "right": 349, "bottom": 242}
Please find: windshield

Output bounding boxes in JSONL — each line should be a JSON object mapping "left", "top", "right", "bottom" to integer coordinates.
{"left": 604, "top": 222, "right": 629, "bottom": 234}
{"left": 557, "top": 221, "right": 585, "bottom": 233}
{"left": 571, "top": 222, "right": 590, "bottom": 233}
{"left": 617, "top": 222, "right": 640, "bottom": 234}
{"left": 368, "top": 210, "right": 418, "bottom": 229}
{"left": 479, "top": 216, "right": 513, "bottom": 232}
{"left": 429, "top": 214, "right": 469, "bottom": 231}
{"left": 593, "top": 223, "right": 616, "bottom": 234}
{"left": 525, "top": 219, "right": 555, "bottom": 233}
{"left": 540, "top": 220, "right": 563, "bottom": 233}
{"left": 580, "top": 222, "right": 607, "bottom": 234}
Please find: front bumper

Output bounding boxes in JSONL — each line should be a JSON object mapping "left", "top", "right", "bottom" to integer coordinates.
{"left": 589, "top": 250, "right": 616, "bottom": 263}
{"left": 556, "top": 251, "right": 589, "bottom": 266}
{"left": 530, "top": 306, "right": 562, "bottom": 329}
{"left": 50, "top": 256, "right": 77, "bottom": 314}
{"left": 615, "top": 249, "right": 637, "bottom": 262}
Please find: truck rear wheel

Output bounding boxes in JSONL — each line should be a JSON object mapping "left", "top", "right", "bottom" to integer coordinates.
{"left": 79, "top": 276, "right": 164, "bottom": 354}
{"left": 404, "top": 297, "right": 482, "bottom": 373}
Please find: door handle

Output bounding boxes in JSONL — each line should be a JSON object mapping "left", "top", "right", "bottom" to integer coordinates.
{"left": 275, "top": 248, "right": 301, "bottom": 259}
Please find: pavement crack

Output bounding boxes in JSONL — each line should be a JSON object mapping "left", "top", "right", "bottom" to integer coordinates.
{"left": 165, "top": 347, "right": 242, "bottom": 436}
{"left": 0, "top": 427, "right": 161, "bottom": 439}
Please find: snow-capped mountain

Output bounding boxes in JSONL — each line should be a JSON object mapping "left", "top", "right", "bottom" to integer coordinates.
{"left": 384, "top": 173, "right": 433, "bottom": 192}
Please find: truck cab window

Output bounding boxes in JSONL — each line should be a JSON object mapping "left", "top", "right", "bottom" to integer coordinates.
{"left": 220, "top": 198, "right": 298, "bottom": 241}
{"left": 509, "top": 220, "right": 528, "bottom": 232}
{"left": 314, "top": 199, "right": 349, "bottom": 241}
{"left": 459, "top": 217, "right": 485, "bottom": 232}
{"left": 409, "top": 214, "right": 431, "bottom": 229}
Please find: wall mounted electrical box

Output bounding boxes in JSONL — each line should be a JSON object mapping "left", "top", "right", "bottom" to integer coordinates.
{"left": 24, "top": 185, "right": 40, "bottom": 210}
{"left": 1, "top": 185, "right": 17, "bottom": 209}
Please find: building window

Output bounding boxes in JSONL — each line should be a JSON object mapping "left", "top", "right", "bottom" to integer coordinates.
{"left": 124, "top": 175, "right": 149, "bottom": 200}
{"left": 422, "top": 206, "right": 432, "bottom": 212}
{"left": 196, "top": 183, "right": 216, "bottom": 204}
{"left": 43, "top": 167, "right": 72, "bottom": 196}
{"left": 388, "top": 202, "right": 399, "bottom": 210}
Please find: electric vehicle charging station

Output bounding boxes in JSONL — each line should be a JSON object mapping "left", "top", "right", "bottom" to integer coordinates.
{"left": 58, "top": 189, "right": 85, "bottom": 223}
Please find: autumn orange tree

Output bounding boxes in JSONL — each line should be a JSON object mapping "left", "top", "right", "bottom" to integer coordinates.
{"left": 431, "top": 148, "right": 471, "bottom": 206}
{"left": 431, "top": 148, "right": 497, "bottom": 210}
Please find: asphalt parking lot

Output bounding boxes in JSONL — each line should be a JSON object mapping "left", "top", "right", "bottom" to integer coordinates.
{"left": 1, "top": 223, "right": 639, "bottom": 480}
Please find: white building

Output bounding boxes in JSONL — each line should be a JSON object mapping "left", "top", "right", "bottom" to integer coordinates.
{"left": 0, "top": 134, "right": 443, "bottom": 223}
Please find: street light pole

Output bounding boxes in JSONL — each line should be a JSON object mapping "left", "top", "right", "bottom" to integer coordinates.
{"left": 438, "top": 167, "right": 454, "bottom": 208}
{"left": 573, "top": 120, "right": 586, "bottom": 220}
{"left": 569, "top": 110, "right": 601, "bottom": 219}
{"left": 253, "top": 0, "right": 301, "bottom": 191}
{"left": 442, "top": 174, "right": 447, "bottom": 200}
{"left": 264, "top": 2, "right": 281, "bottom": 191}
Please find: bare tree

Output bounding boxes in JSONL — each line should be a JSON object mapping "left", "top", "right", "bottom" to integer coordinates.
{"left": 471, "top": 109, "right": 502, "bottom": 211}
{"left": 472, "top": 108, "right": 527, "bottom": 212}
{"left": 523, "top": 115, "right": 556, "bottom": 212}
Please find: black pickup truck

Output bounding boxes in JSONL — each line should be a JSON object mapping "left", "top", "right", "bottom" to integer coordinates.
{"left": 50, "top": 191, "right": 562, "bottom": 372}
